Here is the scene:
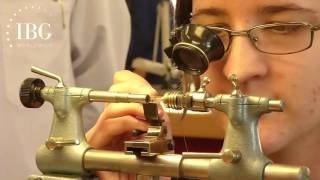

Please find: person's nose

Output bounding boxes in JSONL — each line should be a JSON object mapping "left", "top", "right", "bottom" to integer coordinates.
{"left": 222, "top": 35, "right": 269, "bottom": 85}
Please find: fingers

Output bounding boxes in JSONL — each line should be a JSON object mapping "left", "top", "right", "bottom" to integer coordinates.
{"left": 104, "top": 70, "right": 157, "bottom": 109}
{"left": 101, "top": 103, "right": 145, "bottom": 120}
{"left": 110, "top": 70, "right": 157, "bottom": 95}
{"left": 109, "top": 81, "right": 157, "bottom": 95}
{"left": 86, "top": 70, "right": 161, "bottom": 151}
{"left": 101, "top": 103, "right": 164, "bottom": 119}
{"left": 87, "top": 115, "right": 148, "bottom": 149}
{"left": 113, "top": 70, "right": 149, "bottom": 84}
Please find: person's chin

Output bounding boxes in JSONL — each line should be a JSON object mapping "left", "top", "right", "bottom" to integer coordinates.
{"left": 258, "top": 114, "right": 290, "bottom": 155}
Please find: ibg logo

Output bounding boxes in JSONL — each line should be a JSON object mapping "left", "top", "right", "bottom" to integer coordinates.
{"left": 5, "top": 4, "right": 57, "bottom": 48}
{"left": 16, "top": 23, "right": 52, "bottom": 40}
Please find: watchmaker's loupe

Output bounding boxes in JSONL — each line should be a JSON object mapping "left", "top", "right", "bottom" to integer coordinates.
{"left": 166, "top": 24, "right": 225, "bottom": 75}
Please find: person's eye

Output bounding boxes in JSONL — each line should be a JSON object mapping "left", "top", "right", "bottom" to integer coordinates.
{"left": 266, "top": 25, "right": 304, "bottom": 34}
{"left": 206, "top": 23, "right": 230, "bottom": 29}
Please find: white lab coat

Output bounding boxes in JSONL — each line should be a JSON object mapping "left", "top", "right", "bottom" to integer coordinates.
{"left": 0, "top": 0, "right": 130, "bottom": 179}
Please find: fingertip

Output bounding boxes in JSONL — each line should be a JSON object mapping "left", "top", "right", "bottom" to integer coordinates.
{"left": 113, "top": 70, "right": 148, "bottom": 84}
{"left": 113, "top": 70, "right": 132, "bottom": 83}
{"left": 133, "top": 118, "right": 149, "bottom": 131}
{"left": 158, "top": 106, "right": 165, "bottom": 117}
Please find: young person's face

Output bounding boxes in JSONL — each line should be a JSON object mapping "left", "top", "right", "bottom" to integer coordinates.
{"left": 192, "top": 0, "right": 320, "bottom": 154}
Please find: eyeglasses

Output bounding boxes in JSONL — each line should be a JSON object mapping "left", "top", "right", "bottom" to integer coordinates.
{"left": 205, "top": 22, "right": 320, "bottom": 55}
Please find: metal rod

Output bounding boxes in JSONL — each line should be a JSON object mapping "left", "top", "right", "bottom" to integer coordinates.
{"left": 182, "top": 152, "right": 222, "bottom": 159}
{"left": 31, "top": 66, "right": 65, "bottom": 87}
{"left": 264, "top": 164, "right": 310, "bottom": 180}
{"left": 89, "top": 91, "right": 150, "bottom": 104}
{"left": 84, "top": 150, "right": 310, "bottom": 180}
{"left": 84, "top": 149, "right": 210, "bottom": 179}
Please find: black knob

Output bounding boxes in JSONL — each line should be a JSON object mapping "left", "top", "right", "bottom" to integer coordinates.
{"left": 19, "top": 78, "right": 45, "bottom": 108}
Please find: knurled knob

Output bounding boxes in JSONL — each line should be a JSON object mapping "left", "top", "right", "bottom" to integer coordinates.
{"left": 19, "top": 78, "right": 45, "bottom": 108}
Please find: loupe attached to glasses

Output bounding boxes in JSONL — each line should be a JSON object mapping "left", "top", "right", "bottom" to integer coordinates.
{"left": 165, "top": 24, "right": 225, "bottom": 75}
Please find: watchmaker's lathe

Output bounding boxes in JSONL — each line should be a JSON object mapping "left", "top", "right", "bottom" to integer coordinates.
{"left": 20, "top": 66, "right": 310, "bottom": 180}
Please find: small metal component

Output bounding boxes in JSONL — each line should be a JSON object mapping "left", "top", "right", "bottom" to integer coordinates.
{"left": 268, "top": 100, "right": 285, "bottom": 112}
{"left": 182, "top": 73, "right": 201, "bottom": 93}
{"left": 198, "top": 77, "right": 211, "bottom": 93}
{"left": 143, "top": 103, "right": 163, "bottom": 125}
{"left": 20, "top": 78, "right": 45, "bottom": 108}
{"left": 150, "top": 95, "right": 162, "bottom": 104}
{"left": 162, "top": 76, "right": 211, "bottom": 111}
{"left": 161, "top": 90, "right": 209, "bottom": 112}
{"left": 125, "top": 103, "right": 172, "bottom": 156}
{"left": 45, "top": 137, "right": 80, "bottom": 150}
{"left": 146, "top": 126, "right": 164, "bottom": 137}
{"left": 190, "top": 91, "right": 210, "bottom": 112}
{"left": 161, "top": 91, "right": 192, "bottom": 109}
{"left": 182, "top": 150, "right": 241, "bottom": 164}
{"left": 221, "top": 149, "right": 241, "bottom": 163}
{"left": 229, "top": 74, "right": 242, "bottom": 96}
{"left": 31, "top": 66, "right": 65, "bottom": 88}
{"left": 132, "top": 129, "right": 147, "bottom": 136}
{"left": 264, "top": 164, "right": 310, "bottom": 180}
{"left": 125, "top": 139, "right": 173, "bottom": 157}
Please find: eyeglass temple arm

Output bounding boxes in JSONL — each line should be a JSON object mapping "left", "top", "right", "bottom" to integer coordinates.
{"left": 312, "top": 25, "right": 320, "bottom": 31}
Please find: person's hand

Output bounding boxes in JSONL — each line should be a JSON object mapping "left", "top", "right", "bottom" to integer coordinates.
{"left": 86, "top": 70, "right": 159, "bottom": 179}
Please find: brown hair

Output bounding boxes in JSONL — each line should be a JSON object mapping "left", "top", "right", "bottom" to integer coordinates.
{"left": 175, "top": 0, "right": 192, "bottom": 26}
